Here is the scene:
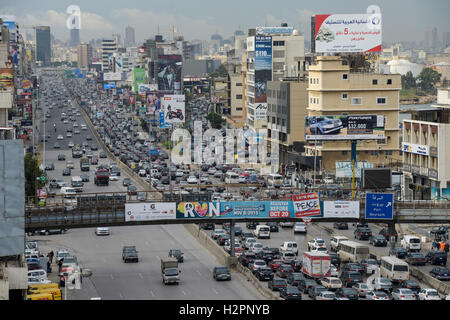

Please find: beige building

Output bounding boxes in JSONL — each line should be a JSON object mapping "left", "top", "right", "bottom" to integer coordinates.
{"left": 77, "top": 43, "right": 92, "bottom": 69}
{"left": 229, "top": 73, "right": 243, "bottom": 119}
{"left": 305, "top": 55, "right": 402, "bottom": 171}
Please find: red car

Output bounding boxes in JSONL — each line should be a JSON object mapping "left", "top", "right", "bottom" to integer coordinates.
{"left": 269, "top": 259, "right": 283, "bottom": 272}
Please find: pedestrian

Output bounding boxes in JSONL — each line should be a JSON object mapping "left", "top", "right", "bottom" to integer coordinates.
{"left": 58, "top": 258, "right": 63, "bottom": 272}
{"left": 440, "top": 241, "right": 445, "bottom": 251}
{"left": 46, "top": 260, "right": 51, "bottom": 273}
{"left": 49, "top": 250, "right": 54, "bottom": 264}
{"left": 432, "top": 240, "right": 437, "bottom": 251}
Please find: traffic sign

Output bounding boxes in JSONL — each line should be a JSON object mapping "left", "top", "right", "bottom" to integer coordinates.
{"left": 365, "top": 193, "right": 394, "bottom": 219}
{"left": 302, "top": 218, "right": 312, "bottom": 224}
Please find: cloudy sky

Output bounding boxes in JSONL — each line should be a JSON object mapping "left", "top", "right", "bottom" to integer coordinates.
{"left": 2, "top": 0, "right": 449, "bottom": 43}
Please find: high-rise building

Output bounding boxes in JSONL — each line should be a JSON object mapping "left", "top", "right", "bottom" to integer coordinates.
{"left": 425, "top": 27, "right": 438, "bottom": 49}
{"left": 70, "top": 28, "right": 80, "bottom": 47}
{"left": 443, "top": 32, "right": 450, "bottom": 48}
{"left": 101, "top": 38, "right": 117, "bottom": 71}
{"left": 112, "top": 34, "right": 121, "bottom": 48}
{"left": 35, "top": 26, "right": 51, "bottom": 65}
{"left": 77, "top": 43, "right": 92, "bottom": 69}
{"left": 125, "top": 26, "right": 135, "bottom": 47}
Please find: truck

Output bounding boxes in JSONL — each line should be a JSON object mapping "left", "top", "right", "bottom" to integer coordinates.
{"left": 161, "top": 258, "right": 180, "bottom": 285}
{"left": 80, "top": 158, "right": 90, "bottom": 171}
{"left": 302, "top": 251, "right": 331, "bottom": 280}
{"left": 72, "top": 144, "right": 83, "bottom": 158}
{"left": 94, "top": 169, "right": 109, "bottom": 186}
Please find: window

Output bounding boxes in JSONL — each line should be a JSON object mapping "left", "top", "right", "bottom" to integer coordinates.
{"left": 236, "top": 107, "right": 242, "bottom": 111}
{"left": 370, "top": 151, "right": 378, "bottom": 156}
{"left": 372, "top": 79, "right": 378, "bottom": 85}
{"left": 387, "top": 79, "right": 392, "bottom": 85}
{"left": 236, "top": 94, "right": 242, "bottom": 99}
{"left": 273, "top": 41, "right": 285, "bottom": 46}
{"left": 342, "top": 93, "right": 348, "bottom": 100}
{"left": 342, "top": 74, "right": 348, "bottom": 80}
{"left": 377, "top": 97, "right": 387, "bottom": 105}
{"left": 377, "top": 138, "right": 386, "bottom": 145}
{"left": 342, "top": 151, "right": 347, "bottom": 156}
{"left": 236, "top": 83, "right": 242, "bottom": 87}
{"left": 351, "top": 97, "right": 362, "bottom": 105}
{"left": 386, "top": 150, "right": 392, "bottom": 155}
{"left": 273, "top": 50, "right": 285, "bottom": 58}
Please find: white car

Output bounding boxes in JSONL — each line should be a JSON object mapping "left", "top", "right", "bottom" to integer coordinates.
{"left": 366, "top": 291, "right": 390, "bottom": 300}
{"left": 418, "top": 288, "right": 441, "bottom": 300}
{"left": 391, "top": 288, "right": 416, "bottom": 300}
{"left": 207, "top": 167, "right": 217, "bottom": 175}
{"left": 244, "top": 237, "right": 257, "bottom": 250}
{"left": 57, "top": 134, "right": 64, "bottom": 140}
{"left": 66, "top": 161, "right": 74, "bottom": 169}
{"left": 95, "top": 227, "right": 110, "bottom": 236}
{"left": 56, "top": 249, "right": 70, "bottom": 263}
{"left": 315, "top": 291, "right": 336, "bottom": 300}
{"left": 320, "top": 277, "right": 343, "bottom": 290}
{"left": 175, "top": 170, "right": 184, "bottom": 177}
{"left": 250, "top": 242, "right": 264, "bottom": 254}
{"left": 308, "top": 238, "right": 326, "bottom": 251}
{"left": 330, "top": 264, "right": 339, "bottom": 277}
{"left": 352, "top": 283, "right": 373, "bottom": 297}
{"left": 311, "top": 247, "right": 328, "bottom": 254}
{"left": 293, "top": 222, "right": 307, "bottom": 233}
{"left": 109, "top": 173, "right": 119, "bottom": 181}
{"left": 138, "top": 169, "right": 146, "bottom": 177}
{"left": 187, "top": 176, "right": 198, "bottom": 184}
{"left": 279, "top": 222, "right": 294, "bottom": 228}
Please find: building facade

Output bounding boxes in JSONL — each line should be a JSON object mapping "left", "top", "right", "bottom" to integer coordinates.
{"left": 305, "top": 55, "right": 402, "bottom": 172}
{"left": 35, "top": 26, "right": 51, "bottom": 65}
{"left": 70, "top": 28, "right": 80, "bottom": 47}
{"left": 77, "top": 43, "right": 92, "bottom": 69}
{"left": 125, "top": 26, "right": 135, "bottom": 47}
{"left": 101, "top": 38, "right": 117, "bottom": 71}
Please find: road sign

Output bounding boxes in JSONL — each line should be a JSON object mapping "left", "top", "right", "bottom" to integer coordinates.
{"left": 365, "top": 193, "right": 394, "bottom": 220}
{"left": 302, "top": 218, "right": 312, "bottom": 224}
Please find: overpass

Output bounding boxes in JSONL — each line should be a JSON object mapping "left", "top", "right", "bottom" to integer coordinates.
{"left": 25, "top": 190, "right": 450, "bottom": 232}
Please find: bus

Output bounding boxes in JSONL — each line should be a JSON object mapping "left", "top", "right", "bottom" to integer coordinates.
{"left": 338, "top": 240, "right": 370, "bottom": 263}
{"left": 225, "top": 172, "right": 239, "bottom": 184}
{"left": 267, "top": 173, "right": 283, "bottom": 187}
{"left": 380, "top": 256, "right": 409, "bottom": 283}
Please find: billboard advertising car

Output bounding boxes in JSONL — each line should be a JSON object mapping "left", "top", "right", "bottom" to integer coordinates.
{"left": 305, "top": 114, "right": 385, "bottom": 140}
{"left": 125, "top": 203, "right": 176, "bottom": 221}
{"left": 138, "top": 84, "right": 158, "bottom": 95}
{"left": 158, "top": 55, "right": 182, "bottom": 94}
{"left": 313, "top": 13, "right": 382, "bottom": 53}
{"left": 162, "top": 94, "right": 185, "bottom": 124}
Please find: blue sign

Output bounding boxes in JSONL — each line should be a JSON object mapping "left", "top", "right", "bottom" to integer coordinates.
{"left": 150, "top": 149, "right": 159, "bottom": 155}
{"left": 117, "top": 88, "right": 123, "bottom": 94}
{"left": 254, "top": 36, "right": 272, "bottom": 70}
{"left": 159, "top": 112, "right": 167, "bottom": 128}
{"left": 365, "top": 193, "right": 394, "bottom": 220}
{"left": 104, "top": 83, "right": 116, "bottom": 90}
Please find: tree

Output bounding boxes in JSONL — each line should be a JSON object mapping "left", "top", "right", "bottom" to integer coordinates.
{"left": 24, "top": 153, "right": 44, "bottom": 199}
{"left": 401, "top": 71, "right": 416, "bottom": 90}
{"left": 417, "top": 68, "right": 441, "bottom": 93}
{"left": 206, "top": 112, "right": 225, "bottom": 129}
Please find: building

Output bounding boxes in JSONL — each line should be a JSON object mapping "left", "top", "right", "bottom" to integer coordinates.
{"left": 229, "top": 72, "right": 244, "bottom": 119}
{"left": 211, "top": 76, "right": 228, "bottom": 114}
{"left": 77, "top": 43, "right": 92, "bottom": 69}
{"left": 267, "top": 78, "right": 308, "bottom": 167}
{"left": 35, "top": 26, "right": 51, "bottom": 65}
{"left": 305, "top": 55, "right": 402, "bottom": 172}
{"left": 70, "top": 28, "right": 80, "bottom": 47}
{"left": 402, "top": 87, "right": 450, "bottom": 200}
{"left": 245, "top": 26, "right": 305, "bottom": 130}
{"left": 425, "top": 27, "right": 439, "bottom": 50}
{"left": 125, "top": 26, "right": 135, "bottom": 47}
{"left": 101, "top": 38, "right": 117, "bottom": 71}
{"left": 443, "top": 32, "right": 450, "bottom": 49}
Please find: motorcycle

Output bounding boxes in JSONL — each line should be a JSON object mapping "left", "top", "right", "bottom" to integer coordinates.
{"left": 166, "top": 109, "right": 184, "bottom": 121}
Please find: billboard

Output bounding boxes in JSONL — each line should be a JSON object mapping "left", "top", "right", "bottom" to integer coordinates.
{"left": 0, "top": 15, "right": 17, "bottom": 54}
{"left": 103, "top": 83, "right": 116, "bottom": 90}
{"left": 401, "top": 142, "right": 428, "bottom": 156}
{"left": 292, "top": 193, "right": 322, "bottom": 218}
{"left": 146, "top": 91, "right": 159, "bottom": 114}
{"left": 256, "top": 26, "right": 293, "bottom": 35}
{"left": 335, "top": 161, "right": 373, "bottom": 178}
{"left": 162, "top": 94, "right": 185, "bottom": 124}
{"left": 313, "top": 13, "right": 382, "bottom": 53}
{"left": 133, "top": 67, "right": 146, "bottom": 92}
{"left": 125, "top": 203, "right": 176, "bottom": 222}
{"left": 362, "top": 168, "right": 392, "bottom": 189}
{"left": 323, "top": 201, "right": 360, "bottom": 218}
{"left": 138, "top": 84, "right": 158, "bottom": 95}
{"left": 219, "top": 201, "right": 291, "bottom": 219}
{"left": 103, "top": 72, "right": 121, "bottom": 81}
{"left": 157, "top": 55, "right": 182, "bottom": 94}
{"left": 254, "top": 36, "right": 272, "bottom": 121}
{"left": 0, "top": 68, "right": 14, "bottom": 89}
{"left": 305, "top": 115, "right": 385, "bottom": 140}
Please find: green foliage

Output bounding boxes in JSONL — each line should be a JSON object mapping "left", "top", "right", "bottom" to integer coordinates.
{"left": 207, "top": 112, "right": 225, "bottom": 129}
{"left": 24, "top": 153, "right": 44, "bottom": 198}
{"left": 401, "top": 71, "right": 416, "bottom": 90}
{"left": 417, "top": 68, "right": 441, "bottom": 93}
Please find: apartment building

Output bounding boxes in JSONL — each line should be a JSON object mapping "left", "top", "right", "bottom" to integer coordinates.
{"left": 77, "top": 43, "right": 92, "bottom": 69}
{"left": 229, "top": 73, "right": 243, "bottom": 118}
{"left": 305, "top": 55, "right": 402, "bottom": 171}
{"left": 402, "top": 87, "right": 450, "bottom": 200}
{"left": 101, "top": 38, "right": 117, "bottom": 72}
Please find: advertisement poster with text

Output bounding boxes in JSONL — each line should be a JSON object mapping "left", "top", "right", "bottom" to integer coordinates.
{"left": 323, "top": 201, "right": 360, "bottom": 218}
{"left": 162, "top": 95, "right": 185, "bottom": 124}
{"left": 292, "top": 193, "right": 321, "bottom": 217}
{"left": 125, "top": 203, "right": 176, "bottom": 221}
{"left": 220, "top": 201, "right": 290, "bottom": 219}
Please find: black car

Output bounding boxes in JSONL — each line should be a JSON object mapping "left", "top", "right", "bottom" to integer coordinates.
{"left": 268, "top": 278, "right": 287, "bottom": 291}
{"left": 379, "top": 227, "right": 398, "bottom": 240}
{"left": 406, "top": 252, "right": 426, "bottom": 266}
{"left": 335, "top": 287, "right": 358, "bottom": 300}
{"left": 279, "top": 286, "right": 302, "bottom": 300}
{"left": 333, "top": 222, "right": 348, "bottom": 230}
{"left": 298, "top": 278, "right": 317, "bottom": 294}
{"left": 429, "top": 267, "right": 450, "bottom": 280}
{"left": 246, "top": 221, "right": 258, "bottom": 230}
{"left": 328, "top": 253, "right": 341, "bottom": 267}
{"left": 213, "top": 266, "right": 231, "bottom": 281}
{"left": 425, "top": 251, "right": 447, "bottom": 266}
{"left": 168, "top": 249, "right": 184, "bottom": 263}
{"left": 429, "top": 226, "right": 449, "bottom": 240}
{"left": 254, "top": 267, "right": 274, "bottom": 281}
{"left": 291, "top": 259, "right": 303, "bottom": 272}
{"left": 122, "top": 246, "right": 138, "bottom": 263}
{"left": 80, "top": 174, "right": 89, "bottom": 182}
{"left": 217, "top": 234, "right": 230, "bottom": 246}
{"left": 200, "top": 223, "right": 215, "bottom": 230}
{"left": 122, "top": 178, "right": 132, "bottom": 187}
{"left": 286, "top": 272, "right": 305, "bottom": 286}
{"left": 256, "top": 250, "right": 276, "bottom": 264}
{"left": 238, "top": 252, "right": 257, "bottom": 267}
{"left": 57, "top": 154, "right": 66, "bottom": 161}
{"left": 340, "top": 271, "right": 363, "bottom": 287}
{"left": 389, "top": 247, "right": 408, "bottom": 259}
{"left": 62, "top": 168, "right": 71, "bottom": 176}
{"left": 267, "top": 222, "right": 279, "bottom": 232}
{"left": 308, "top": 284, "right": 327, "bottom": 299}
{"left": 127, "top": 185, "right": 138, "bottom": 195}
{"left": 369, "top": 235, "right": 388, "bottom": 247}
{"left": 354, "top": 227, "right": 372, "bottom": 240}
{"left": 399, "top": 280, "right": 421, "bottom": 294}
{"left": 341, "top": 263, "right": 363, "bottom": 274}
{"left": 276, "top": 264, "right": 293, "bottom": 278}
{"left": 29, "top": 228, "right": 67, "bottom": 236}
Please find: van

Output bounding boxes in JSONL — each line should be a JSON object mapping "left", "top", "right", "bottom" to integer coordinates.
{"left": 28, "top": 288, "right": 62, "bottom": 300}
{"left": 282, "top": 251, "right": 296, "bottom": 262}
{"left": 330, "top": 236, "right": 349, "bottom": 252}
{"left": 253, "top": 225, "right": 270, "bottom": 239}
{"left": 27, "top": 269, "right": 47, "bottom": 281}
{"left": 280, "top": 241, "right": 298, "bottom": 255}
{"left": 27, "top": 293, "right": 54, "bottom": 300}
{"left": 400, "top": 235, "right": 421, "bottom": 252}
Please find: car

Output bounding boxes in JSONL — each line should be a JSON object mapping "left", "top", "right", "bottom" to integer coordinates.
{"left": 95, "top": 227, "right": 110, "bottom": 236}
{"left": 330, "top": 264, "right": 339, "bottom": 277}
{"left": 379, "top": 227, "right": 398, "bottom": 240}
{"left": 213, "top": 266, "right": 231, "bottom": 281}
{"left": 250, "top": 242, "right": 264, "bottom": 254}
{"left": 217, "top": 234, "right": 231, "bottom": 246}
{"left": 53, "top": 142, "right": 60, "bottom": 149}
{"left": 279, "top": 285, "right": 302, "bottom": 300}
{"left": 91, "top": 144, "right": 98, "bottom": 151}
{"left": 354, "top": 227, "right": 372, "bottom": 240}
{"left": 74, "top": 129, "right": 80, "bottom": 134}
{"left": 360, "top": 259, "right": 379, "bottom": 275}
{"left": 62, "top": 168, "right": 71, "bottom": 176}
{"left": 246, "top": 221, "right": 258, "bottom": 229}
{"left": 122, "top": 246, "right": 138, "bottom": 263}
{"left": 369, "top": 235, "right": 388, "bottom": 247}
{"left": 109, "top": 173, "right": 119, "bottom": 181}
{"left": 250, "top": 259, "right": 268, "bottom": 273}
{"left": 286, "top": 272, "right": 304, "bottom": 286}
{"left": 352, "top": 283, "right": 372, "bottom": 297}
{"left": 418, "top": 288, "right": 441, "bottom": 300}
{"left": 254, "top": 267, "right": 274, "bottom": 281}
{"left": 127, "top": 185, "right": 137, "bottom": 195}
{"left": 371, "top": 277, "right": 393, "bottom": 292}
{"left": 60, "top": 255, "right": 78, "bottom": 268}
{"left": 279, "top": 222, "right": 294, "bottom": 228}
{"left": 66, "top": 132, "right": 72, "bottom": 138}
{"left": 240, "top": 232, "right": 253, "bottom": 242}
{"left": 168, "top": 249, "right": 184, "bottom": 263}
{"left": 243, "top": 238, "right": 257, "bottom": 250}
{"left": 406, "top": 252, "right": 426, "bottom": 266}
{"left": 45, "top": 163, "right": 55, "bottom": 171}
{"left": 399, "top": 280, "right": 421, "bottom": 294}
{"left": 314, "top": 290, "right": 336, "bottom": 300}
{"left": 80, "top": 174, "right": 89, "bottom": 182}
{"left": 211, "top": 229, "right": 226, "bottom": 240}
{"left": 268, "top": 278, "right": 287, "bottom": 291}
{"left": 310, "top": 247, "right": 328, "bottom": 254}
{"left": 328, "top": 253, "right": 341, "bottom": 267}
{"left": 238, "top": 252, "right": 257, "bottom": 267}
{"left": 307, "top": 238, "right": 326, "bottom": 251}
{"left": 99, "top": 151, "right": 107, "bottom": 158}
{"left": 276, "top": 264, "right": 293, "bottom": 278}
{"left": 425, "top": 251, "right": 447, "bottom": 266}
{"left": 267, "top": 222, "right": 279, "bottom": 232}
{"left": 66, "top": 160, "right": 75, "bottom": 169}
{"left": 320, "top": 277, "right": 343, "bottom": 290}
{"left": 389, "top": 246, "right": 408, "bottom": 259}
{"left": 429, "top": 267, "right": 450, "bottom": 280}
{"left": 57, "top": 134, "right": 64, "bottom": 140}
{"left": 122, "top": 178, "right": 132, "bottom": 187}
{"left": 340, "top": 271, "right": 363, "bottom": 287}
{"left": 333, "top": 222, "right": 348, "bottom": 230}
{"left": 90, "top": 156, "right": 99, "bottom": 165}
{"left": 68, "top": 141, "right": 74, "bottom": 148}
{"left": 57, "top": 154, "right": 66, "bottom": 161}
{"left": 335, "top": 287, "right": 358, "bottom": 300}
{"left": 268, "top": 259, "right": 284, "bottom": 272}
{"left": 309, "top": 117, "right": 343, "bottom": 135}
{"left": 366, "top": 291, "right": 390, "bottom": 300}
{"left": 293, "top": 222, "right": 307, "bottom": 233}
{"left": 429, "top": 226, "right": 449, "bottom": 239}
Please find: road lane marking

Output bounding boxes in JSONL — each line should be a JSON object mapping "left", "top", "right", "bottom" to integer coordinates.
{"left": 150, "top": 290, "right": 155, "bottom": 297}
{"left": 212, "top": 288, "right": 219, "bottom": 295}
{"left": 181, "top": 290, "right": 187, "bottom": 296}
{"left": 139, "top": 273, "right": 143, "bottom": 279}
{"left": 110, "top": 274, "right": 114, "bottom": 280}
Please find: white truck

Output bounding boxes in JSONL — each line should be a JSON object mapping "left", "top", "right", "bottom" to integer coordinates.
{"left": 302, "top": 251, "right": 331, "bottom": 280}
{"left": 400, "top": 235, "right": 421, "bottom": 252}
{"left": 161, "top": 258, "right": 180, "bottom": 285}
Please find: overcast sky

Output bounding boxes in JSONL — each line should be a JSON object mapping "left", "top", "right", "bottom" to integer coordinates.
{"left": 2, "top": 0, "right": 449, "bottom": 43}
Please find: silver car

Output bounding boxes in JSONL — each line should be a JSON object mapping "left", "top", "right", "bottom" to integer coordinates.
{"left": 315, "top": 291, "right": 336, "bottom": 300}
{"left": 352, "top": 283, "right": 373, "bottom": 297}
{"left": 392, "top": 288, "right": 416, "bottom": 300}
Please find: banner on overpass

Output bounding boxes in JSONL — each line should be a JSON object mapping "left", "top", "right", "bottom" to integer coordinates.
{"left": 292, "top": 193, "right": 321, "bottom": 218}
{"left": 219, "top": 201, "right": 290, "bottom": 219}
{"left": 125, "top": 203, "right": 176, "bottom": 221}
{"left": 323, "top": 201, "right": 360, "bottom": 218}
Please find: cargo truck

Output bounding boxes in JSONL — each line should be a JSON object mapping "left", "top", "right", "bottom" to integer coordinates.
{"left": 302, "top": 251, "right": 331, "bottom": 280}
{"left": 80, "top": 158, "right": 90, "bottom": 171}
{"left": 161, "top": 258, "right": 180, "bottom": 285}
{"left": 94, "top": 169, "right": 109, "bottom": 186}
